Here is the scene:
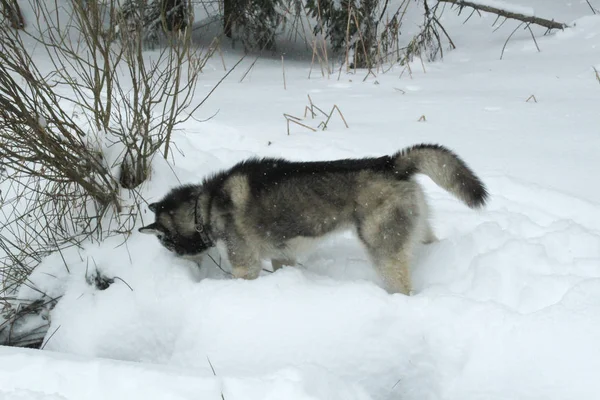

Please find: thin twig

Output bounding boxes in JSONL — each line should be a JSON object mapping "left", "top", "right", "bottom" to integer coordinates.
{"left": 41, "top": 325, "right": 61, "bottom": 350}
{"left": 281, "top": 55, "right": 287, "bottom": 90}
{"left": 500, "top": 22, "right": 525, "bottom": 60}
{"left": 525, "top": 23, "right": 540, "bottom": 52}
{"left": 206, "top": 253, "right": 231, "bottom": 276}
{"left": 585, "top": 0, "right": 598, "bottom": 14}
{"left": 207, "top": 357, "right": 226, "bottom": 400}
{"left": 239, "top": 55, "right": 260, "bottom": 83}
{"left": 113, "top": 276, "right": 134, "bottom": 291}
{"left": 526, "top": 94, "right": 538, "bottom": 103}
{"left": 284, "top": 114, "right": 318, "bottom": 135}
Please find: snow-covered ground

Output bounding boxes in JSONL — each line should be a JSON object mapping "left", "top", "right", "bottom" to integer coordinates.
{"left": 3, "top": 1, "right": 600, "bottom": 399}
{"left": 0, "top": 345, "right": 370, "bottom": 400}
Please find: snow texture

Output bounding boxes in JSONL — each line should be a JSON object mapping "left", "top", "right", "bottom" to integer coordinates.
{"left": 0, "top": 346, "right": 369, "bottom": 400}
{"left": 3, "top": 1, "right": 600, "bottom": 400}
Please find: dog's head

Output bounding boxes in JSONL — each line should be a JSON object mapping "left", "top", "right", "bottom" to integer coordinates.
{"left": 138, "top": 185, "right": 213, "bottom": 257}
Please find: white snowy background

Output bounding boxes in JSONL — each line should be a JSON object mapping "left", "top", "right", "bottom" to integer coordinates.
{"left": 1, "top": 0, "right": 600, "bottom": 399}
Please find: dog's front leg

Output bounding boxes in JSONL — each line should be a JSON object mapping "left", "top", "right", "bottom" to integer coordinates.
{"left": 231, "top": 263, "right": 262, "bottom": 280}
{"left": 225, "top": 240, "right": 261, "bottom": 280}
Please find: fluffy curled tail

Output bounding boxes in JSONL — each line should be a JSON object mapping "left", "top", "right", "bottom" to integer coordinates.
{"left": 394, "top": 144, "right": 488, "bottom": 208}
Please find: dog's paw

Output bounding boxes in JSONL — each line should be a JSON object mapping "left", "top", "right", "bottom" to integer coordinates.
{"left": 231, "top": 266, "right": 260, "bottom": 280}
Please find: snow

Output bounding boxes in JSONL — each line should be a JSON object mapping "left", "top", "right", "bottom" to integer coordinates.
{"left": 17, "top": 172, "right": 600, "bottom": 399}
{"left": 0, "top": 346, "right": 369, "bottom": 400}
{"left": 3, "top": 1, "right": 600, "bottom": 400}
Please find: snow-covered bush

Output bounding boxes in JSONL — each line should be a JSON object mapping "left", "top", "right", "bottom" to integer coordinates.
{"left": 0, "top": 0, "right": 210, "bottom": 346}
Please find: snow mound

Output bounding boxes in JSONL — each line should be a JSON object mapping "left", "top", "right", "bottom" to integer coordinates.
{"left": 17, "top": 173, "right": 600, "bottom": 400}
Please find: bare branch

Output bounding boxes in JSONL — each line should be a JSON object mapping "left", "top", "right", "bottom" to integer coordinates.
{"left": 438, "top": 0, "right": 568, "bottom": 30}
{"left": 585, "top": 0, "right": 598, "bottom": 14}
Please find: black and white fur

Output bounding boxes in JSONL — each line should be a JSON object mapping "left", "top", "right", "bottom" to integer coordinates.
{"left": 139, "top": 144, "right": 488, "bottom": 295}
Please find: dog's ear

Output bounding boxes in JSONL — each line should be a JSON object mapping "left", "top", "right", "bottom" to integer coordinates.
{"left": 138, "top": 223, "right": 163, "bottom": 235}
{"left": 148, "top": 203, "right": 159, "bottom": 213}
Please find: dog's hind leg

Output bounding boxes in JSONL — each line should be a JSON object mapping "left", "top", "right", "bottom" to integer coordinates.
{"left": 356, "top": 202, "right": 418, "bottom": 295}
{"left": 371, "top": 249, "right": 413, "bottom": 295}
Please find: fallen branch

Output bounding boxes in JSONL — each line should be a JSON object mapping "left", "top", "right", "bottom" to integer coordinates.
{"left": 438, "top": 0, "right": 568, "bottom": 30}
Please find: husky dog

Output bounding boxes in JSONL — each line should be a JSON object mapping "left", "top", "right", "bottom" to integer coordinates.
{"left": 139, "top": 144, "right": 488, "bottom": 295}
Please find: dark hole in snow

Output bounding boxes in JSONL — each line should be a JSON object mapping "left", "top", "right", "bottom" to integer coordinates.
{"left": 86, "top": 270, "right": 115, "bottom": 291}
